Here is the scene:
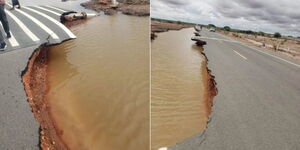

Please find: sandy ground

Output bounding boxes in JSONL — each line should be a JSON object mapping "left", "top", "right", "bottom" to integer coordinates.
{"left": 81, "top": 0, "right": 149, "bottom": 16}
{"left": 218, "top": 30, "right": 300, "bottom": 61}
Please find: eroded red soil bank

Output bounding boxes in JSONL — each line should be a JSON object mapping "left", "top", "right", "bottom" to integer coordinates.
{"left": 200, "top": 50, "right": 218, "bottom": 116}
{"left": 22, "top": 46, "right": 67, "bottom": 150}
{"left": 81, "top": 0, "right": 150, "bottom": 16}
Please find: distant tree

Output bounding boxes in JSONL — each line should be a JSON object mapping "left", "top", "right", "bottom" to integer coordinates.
{"left": 258, "top": 31, "right": 265, "bottom": 36}
{"left": 224, "top": 26, "right": 231, "bottom": 31}
{"left": 274, "top": 32, "right": 281, "bottom": 38}
{"left": 208, "top": 24, "right": 216, "bottom": 28}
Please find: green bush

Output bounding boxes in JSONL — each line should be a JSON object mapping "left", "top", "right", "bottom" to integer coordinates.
{"left": 224, "top": 26, "right": 231, "bottom": 31}
{"left": 208, "top": 24, "right": 216, "bottom": 28}
{"left": 274, "top": 32, "right": 281, "bottom": 38}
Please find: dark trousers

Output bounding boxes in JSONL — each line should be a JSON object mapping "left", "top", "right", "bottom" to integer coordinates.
{"left": 12, "top": 0, "right": 20, "bottom": 6}
{"left": 0, "top": 5, "right": 10, "bottom": 36}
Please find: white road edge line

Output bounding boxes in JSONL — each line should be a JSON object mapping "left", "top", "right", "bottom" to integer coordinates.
{"left": 45, "top": 5, "right": 66, "bottom": 12}
{"left": 234, "top": 50, "right": 247, "bottom": 60}
{"left": 22, "top": 6, "right": 77, "bottom": 39}
{"left": 197, "top": 36, "right": 238, "bottom": 43}
{"left": 240, "top": 43, "right": 300, "bottom": 68}
{"left": 6, "top": 3, "right": 60, "bottom": 40}
{"left": 5, "top": 10, "right": 40, "bottom": 42}
{"left": 158, "top": 147, "right": 168, "bottom": 150}
{"left": 32, "top": 6, "right": 61, "bottom": 16}
{"left": 0, "top": 23, "right": 19, "bottom": 47}
{"left": 200, "top": 35, "right": 300, "bottom": 68}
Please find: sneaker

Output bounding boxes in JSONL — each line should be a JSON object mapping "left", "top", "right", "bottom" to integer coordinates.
{"left": 6, "top": 33, "right": 11, "bottom": 39}
{"left": 17, "top": 6, "right": 21, "bottom": 9}
{"left": 0, "top": 42, "right": 7, "bottom": 51}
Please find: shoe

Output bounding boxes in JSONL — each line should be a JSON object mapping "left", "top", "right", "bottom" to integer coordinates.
{"left": 17, "top": 6, "right": 21, "bottom": 9}
{"left": 0, "top": 42, "right": 7, "bottom": 51}
{"left": 7, "top": 33, "right": 11, "bottom": 39}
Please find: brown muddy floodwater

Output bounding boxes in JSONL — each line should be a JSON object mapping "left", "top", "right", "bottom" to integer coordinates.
{"left": 47, "top": 15, "right": 149, "bottom": 150}
{"left": 151, "top": 28, "right": 208, "bottom": 150}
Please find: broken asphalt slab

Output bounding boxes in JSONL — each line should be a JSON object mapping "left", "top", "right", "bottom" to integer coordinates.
{"left": 0, "top": 5, "right": 76, "bottom": 149}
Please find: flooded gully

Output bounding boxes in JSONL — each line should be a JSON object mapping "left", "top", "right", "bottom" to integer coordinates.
{"left": 23, "top": 15, "right": 149, "bottom": 149}
{"left": 151, "top": 28, "right": 216, "bottom": 150}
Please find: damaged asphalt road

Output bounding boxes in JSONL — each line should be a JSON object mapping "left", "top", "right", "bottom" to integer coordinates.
{"left": 170, "top": 28, "right": 300, "bottom": 150}
{"left": 0, "top": 5, "right": 76, "bottom": 149}
{"left": 0, "top": 46, "right": 40, "bottom": 149}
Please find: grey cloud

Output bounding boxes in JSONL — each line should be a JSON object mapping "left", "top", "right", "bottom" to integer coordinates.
{"left": 151, "top": 0, "right": 300, "bottom": 36}
{"left": 162, "top": 0, "right": 186, "bottom": 6}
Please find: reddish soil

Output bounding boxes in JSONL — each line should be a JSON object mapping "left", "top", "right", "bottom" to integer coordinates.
{"left": 201, "top": 52, "right": 218, "bottom": 115}
{"left": 81, "top": 0, "right": 149, "bottom": 16}
{"left": 151, "top": 21, "right": 193, "bottom": 40}
{"left": 151, "top": 21, "right": 192, "bottom": 33}
{"left": 22, "top": 47, "right": 68, "bottom": 150}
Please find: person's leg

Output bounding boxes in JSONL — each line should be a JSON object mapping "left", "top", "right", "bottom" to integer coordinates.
{"left": 11, "top": 0, "right": 15, "bottom": 9}
{"left": 0, "top": 29, "right": 7, "bottom": 50}
{"left": 16, "top": 0, "right": 21, "bottom": 9}
{"left": 0, "top": 5, "right": 11, "bottom": 38}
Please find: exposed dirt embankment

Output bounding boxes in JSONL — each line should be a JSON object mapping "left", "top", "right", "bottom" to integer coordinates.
{"left": 151, "top": 21, "right": 192, "bottom": 33}
{"left": 22, "top": 46, "right": 67, "bottom": 150}
{"left": 200, "top": 49, "right": 218, "bottom": 115}
{"left": 151, "top": 20, "right": 193, "bottom": 40}
{"left": 81, "top": 0, "right": 149, "bottom": 16}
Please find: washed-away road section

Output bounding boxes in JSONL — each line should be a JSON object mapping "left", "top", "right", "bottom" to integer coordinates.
{"left": 0, "top": 5, "right": 75, "bottom": 149}
{"left": 170, "top": 28, "right": 300, "bottom": 150}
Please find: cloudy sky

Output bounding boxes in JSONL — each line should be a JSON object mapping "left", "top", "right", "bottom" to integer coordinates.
{"left": 151, "top": 0, "right": 300, "bottom": 36}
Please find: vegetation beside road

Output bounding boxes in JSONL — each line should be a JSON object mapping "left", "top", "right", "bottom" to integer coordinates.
{"left": 206, "top": 24, "right": 300, "bottom": 59}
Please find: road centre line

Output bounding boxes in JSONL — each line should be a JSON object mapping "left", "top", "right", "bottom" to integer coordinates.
{"left": 5, "top": 10, "right": 40, "bottom": 42}
{"left": 239, "top": 42, "right": 300, "bottom": 68}
{"left": 201, "top": 33, "right": 300, "bottom": 68}
{"left": 22, "top": 6, "right": 77, "bottom": 39}
{"left": 6, "top": 3, "right": 60, "bottom": 40}
{"left": 32, "top": 6, "right": 61, "bottom": 16}
{"left": 233, "top": 50, "right": 247, "bottom": 60}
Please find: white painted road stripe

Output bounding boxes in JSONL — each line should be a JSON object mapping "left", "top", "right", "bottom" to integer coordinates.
{"left": 158, "top": 147, "right": 168, "bottom": 150}
{"left": 8, "top": 31, "right": 19, "bottom": 47}
{"left": 45, "top": 5, "right": 66, "bottom": 12}
{"left": 234, "top": 50, "right": 247, "bottom": 60}
{"left": 201, "top": 35, "right": 300, "bottom": 68}
{"left": 6, "top": 3, "right": 60, "bottom": 40}
{"left": 0, "top": 23, "right": 19, "bottom": 47}
{"left": 32, "top": 6, "right": 61, "bottom": 16}
{"left": 240, "top": 43, "right": 300, "bottom": 68}
{"left": 196, "top": 36, "right": 238, "bottom": 43}
{"left": 23, "top": 6, "right": 77, "bottom": 39}
{"left": 5, "top": 10, "right": 40, "bottom": 42}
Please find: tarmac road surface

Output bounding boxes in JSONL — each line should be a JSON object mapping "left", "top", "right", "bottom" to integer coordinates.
{"left": 169, "top": 28, "right": 300, "bottom": 150}
{"left": 0, "top": 4, "right": 75, "bottom": 149}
